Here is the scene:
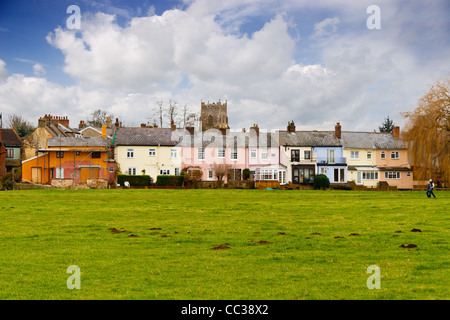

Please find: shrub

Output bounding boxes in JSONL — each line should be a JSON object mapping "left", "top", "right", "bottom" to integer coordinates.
{"left": 243, "top": 168, "right": 251, "bottom": 180}
{"left": 117, "top": 174, "right": 152, "bottom": 187}
{"left": 156, "top": 175, "right": 184, "bottom": 186}
{"left": 314, "top": 174, "right": 330, "bottom": 190}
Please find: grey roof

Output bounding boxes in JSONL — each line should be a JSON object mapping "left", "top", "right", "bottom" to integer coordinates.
{"left": 340, "top": 132, "right": 406, "bottom": 150}
{"left": 115, "top": 127, "right": 180, "bottom": 146}
{"left": 278, "top": 131, "right": 342, "bottom": 147}
{"left": 48, "top": 137, "right": 109, "bottom": 147}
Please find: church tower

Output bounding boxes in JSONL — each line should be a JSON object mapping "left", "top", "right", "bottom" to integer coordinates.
{"left": 199, "top": 100, "right": 229, "bottom": 131}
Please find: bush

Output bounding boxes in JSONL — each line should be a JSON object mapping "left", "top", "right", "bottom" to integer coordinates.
{"left": 117, "top": 174, "right": 152, "bottom": 187}
{"left": 243, "top": 168, "right": 251, "bottom": 180}
{"left": 1, "top": 173, "right": 14, "bottom": 190}
{"left": 156, "top": 175, "right": 184, "bottom": 186}
{"left": 314, "top": 174, "right": 330, "bottom": 190}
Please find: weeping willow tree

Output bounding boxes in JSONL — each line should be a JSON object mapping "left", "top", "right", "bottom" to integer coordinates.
{"left": 402, "top": 79, "right": 450, "bottom": 185}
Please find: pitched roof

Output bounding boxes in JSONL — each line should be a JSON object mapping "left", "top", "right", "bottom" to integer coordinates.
{"left": 47, "top": 137, "right": 109, "bottom": 147}
{"left": 278, "top": 131, "right": 341, "bottom": 147}
{"left": 115, "top": 127, "right": 180, "bottom": 146}
{"left": 0, "top": 128, "right": 23, "bottom": 147}
{"left": 340, "top": 131, "right": 406, "bottom": 149}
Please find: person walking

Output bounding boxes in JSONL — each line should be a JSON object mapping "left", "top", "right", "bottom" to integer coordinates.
{"left": 428, "top": 179, "right": 436, "bottom": 198}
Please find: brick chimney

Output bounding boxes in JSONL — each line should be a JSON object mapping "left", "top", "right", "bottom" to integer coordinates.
{"left": 58, "top": 116, "right": 70, "bottom": 128}
{"left": 115, "top": 118, "right": 120, "bottom": 129}
{"left": 171, "top": 120, "right": 176, "bottom": 131}
{"left": 106, "top": 117, "right": 112, "bottom": 128}
{"left": 392, "top": 126, "right": 400, "bottom": 139}
{"left": 335, "top": 122, "right": 341, "bottom": 139}
{"left": 287, "top": 121, "right": 295, "bottom": 132}
{"left": 79, "top": 120, "right": 86, "bottom": 130}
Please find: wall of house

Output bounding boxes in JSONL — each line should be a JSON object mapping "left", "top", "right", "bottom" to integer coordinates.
{"left": 116, "top": 145, "right": 181, "bottom": 183}
{"left": 376, "top": 149, "right": 413, "bottom": 189}
{"left": 280, "top": 146, "right": 316, "bottom": 184}
{"left": 22, "top": 127, "right": 51, "bottom": 160}
{"left": 344, "top": 148, "right": 378, "bottom": 187}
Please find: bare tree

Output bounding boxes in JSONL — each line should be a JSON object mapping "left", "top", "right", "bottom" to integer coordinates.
{"left": 7, "top": 114, "right": 35, "bottom": 138}
{"left": 87, "top": 109, "right": 114, "bottom": 127}
{"left": 211, "top": 162, "right": 232, "bottom": 188}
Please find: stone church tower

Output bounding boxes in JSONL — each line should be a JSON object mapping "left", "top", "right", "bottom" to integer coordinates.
{"left": 199, "top": 100, "right": 229, "bottom": 131}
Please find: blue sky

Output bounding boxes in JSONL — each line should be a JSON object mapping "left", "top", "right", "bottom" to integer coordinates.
{"left": 0, "top": 0, "right": 449, "bottom": 131}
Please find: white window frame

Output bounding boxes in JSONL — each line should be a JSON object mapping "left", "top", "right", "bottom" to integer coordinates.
{"left": 350, "top": 151, "right": 359, "bottom": 159}
{"left": 261, "top": 149, "right": 268, "bottom": 160}
{"left": 367, "top": 151, "right": 372, "bottom": 160}
{"left": 391, "top": 151, "right": 399, "bottom": 159}
{"left": 384, "top": 171, "right": 400, "bottom": 179}
{"left": 128, "top": 167, "right": 137, "bottom": 175}
{"left": 6, "top": 149, "right": 14, "bottom": 159}
{"left": 381, "top": 151, "right": 386, "bottom": 159}
{"left": 175, "top": 168, "right": 180, "bottom": 175}
{"left": 362, "top": 171, "right": 378, "bottom": 180}
{"left": 170, "top": 148, "right": 178, "bottom": 158}
{"left": 218, "top": 148, "right": 225, "bottom": 159}
{"left": 231, "top": 148, "right": 238, "bottom": 160}
{"left": 55, "top": 167, "right": 64, "bottom": 179}
{"left": 198, "top": 147, "right": 205, "bottom": 160}
{"left": 127, "top": 148, "right": 134, "bottom": 158}
{"left": 250, "top": 149, "right": 257, "bottom": 159}
{"left": 159, "top": 169, "right": 170, "bottom": 175}
{"left": 304, "top": 150, "right": 311, "bottom": 160}
{"left": 207, "top": 168, "right": 215, "bottom": 181}
{"left": 149, "top": 148, "right": 156, "bottom": 156}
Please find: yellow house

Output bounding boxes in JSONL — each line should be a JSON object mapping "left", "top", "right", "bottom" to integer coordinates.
{"left": 114, "top": 127, "right": 181, "bottom": 184}
{"left": 341, "top": 132, "right": 379, "bottom": 187}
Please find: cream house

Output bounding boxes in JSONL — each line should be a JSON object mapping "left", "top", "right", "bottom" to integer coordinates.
{"left": 340, "top": 132, "right": 379, "bottom": 187}
{"left": 114, "top": 127, "right": 181, "bottom": 184}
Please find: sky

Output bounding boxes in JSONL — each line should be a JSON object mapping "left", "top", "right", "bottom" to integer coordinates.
{"left": 0, "top": 0, "right": 449, "bottom": 132}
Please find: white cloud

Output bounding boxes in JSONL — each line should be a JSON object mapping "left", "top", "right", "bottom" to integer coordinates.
{"left": 33, "top": 64, "right": 46, "bottom": 77}
{"left": 1, "top": 0, "right": 449, "bottom": 133}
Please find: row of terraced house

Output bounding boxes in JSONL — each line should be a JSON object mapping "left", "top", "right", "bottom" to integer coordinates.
{"left": 10, "top": 101, "right": 419, "bottom": 190}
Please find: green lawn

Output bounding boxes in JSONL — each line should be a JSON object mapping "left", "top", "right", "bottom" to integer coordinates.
{"left": 0, "top": 189, "right": 448, "bottom": 299}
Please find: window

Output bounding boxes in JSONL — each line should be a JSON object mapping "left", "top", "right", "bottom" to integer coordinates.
{"left": 327, "top": 149, "right": 335, "bottom": 163}
{"left": 340, "top": 168, "right": 345, "bottom": 182}
{"left": 261, "top": 149, "right": 268, "bottom": 160}
{"left": 304, "top": 150, "right": 311, "bottom": 160}
{"left": 320, "top": 168, "right": 327, "bottom": 174}
{"left": 367, "top": 151, "right": 372, "bottom": 160}
{"left": 271, "top": 153, "right": 276, "bottom": 158}
{"left": 127, "top": 149, "right": 134, "bottom": 158}
{"left": 198, "top": 147, "right": 205, "bottom": 160}
{"left": 171, "top": 148, "right": 178, "bottom": 158}
{"left": 391, "top": 151, "right": 399, "bottom": 159}
{"left": 56, "top": 151, "right": 64, "bottom": 158}
{"left": 381, "top": 151, "right": 385, "bottom": 159}
{"left": 175, "top": 168, "right": 180, "bottom": 175}
{"left": 407, "top": 171, "right": 411, "bottom": 177}
{"left": 231, "top": 148, "right": 238, "bottom": 160}
{"left": 149, "top": 148, "right": 156, "bottom": 156}
{"left": 384, "top": 171, "right": 400, "bottom": 179}
{"left": 291, "top": 150, "right": 300, "bottom": 162}
{"left": 55, "top": 167, "right": 64, "bottom": 179}
{"left": 6, "top": 149, "right": 14, "bottom": 158}
{"left": 350, "top": 151, "right": 359, "bottom": 159}
{"left": 127, "top": 167, "right": 137, "bottom": 175}
{"left": 218, "top": 148, "right": 225, "bottom": 158}
{"left": 160, "top": 169, "right": 170, "bottom": 175}
{"left": 91, "top": 152, "right": 101, "bottom": 158}
{"left": 362, "top": 171, "right": 378, "bottom": 180}
{"left": 250, "top": 149, "right": 257, "bottom": 159}
{"left": 76, "top": 151, "right": 80, "bottom": 156}
{"left": 109, "top": 167, "right": 114, "bottom": 173}
{"left": 207, "top": 169, "right": 215, "bottom": 180}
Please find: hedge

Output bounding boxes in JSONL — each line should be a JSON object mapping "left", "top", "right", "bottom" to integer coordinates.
{"left": 314, "top": 174, "right": 330, "bottom": 190}
{"left": 156, "top": 175, "right": 184, "bottom": 186}
{"left": 118, "top": 174, "right": 152, "bottom": 186}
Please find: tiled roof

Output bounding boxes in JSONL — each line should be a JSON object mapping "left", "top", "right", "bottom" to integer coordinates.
{"left": 0, "top": 128, "right": 23, "bottom": 147}
{"left": 340, "top": 132, "right": 406, "bottom": 149}
{"left": 48, "top": 137, "right": 109, "bottom": 147}
{"left": 176, "top": 130, "right": 278, "bottom": 148}
{"left": 278, "top": 131, "right": 342, "bottom": 147}
{"left": 115, "top": 127, "right": 180, "bottom": 146}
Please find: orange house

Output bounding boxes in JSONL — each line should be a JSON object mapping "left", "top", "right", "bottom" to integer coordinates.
{"left": 375, "top": 127, "right": 414, "bottom": 189}
{"left": 22, "top": 136, "right": 116, "bottom": 185}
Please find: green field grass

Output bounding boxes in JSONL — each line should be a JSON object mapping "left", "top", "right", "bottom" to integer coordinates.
{"left": 0, "top": 189, "right": 448, "bottom": 300}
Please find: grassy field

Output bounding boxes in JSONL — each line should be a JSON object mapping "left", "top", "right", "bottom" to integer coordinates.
{"left": 0, "top": 188, "right": 448, "bottom": 300}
